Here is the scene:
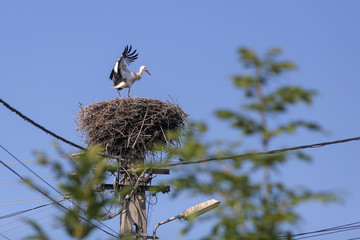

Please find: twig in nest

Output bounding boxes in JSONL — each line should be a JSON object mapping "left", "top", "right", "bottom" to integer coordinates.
{"left": 160, "top": 125, "right": 169, "bottom": 147}
{"left": 132, "top": 108, "right": 148, "bottom": 149}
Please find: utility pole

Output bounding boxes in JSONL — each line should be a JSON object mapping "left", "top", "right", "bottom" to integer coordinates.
{"left": 99, "top": 161, "right": 170, "bottom": 239}
{"left": 120, "top": 157, "right": 147, "bottom": 239}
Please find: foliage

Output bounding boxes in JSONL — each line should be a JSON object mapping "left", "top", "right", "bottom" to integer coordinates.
{"left": 168, "top": 47, "right": 337, "bottom": 239}
{"left": 25, "top": 145, "right": 116, "bottom": 240}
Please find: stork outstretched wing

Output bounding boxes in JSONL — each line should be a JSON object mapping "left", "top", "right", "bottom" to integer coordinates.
{"left": 118, "top": 45, "right": 138, "bottom": 80}
{"left": 109, "top": 45, "right": 139, "bottom": 85}
{"left": 122, "top": 45, "right": 139, "bottom": 65}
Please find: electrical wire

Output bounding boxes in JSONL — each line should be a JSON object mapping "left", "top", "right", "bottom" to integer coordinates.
{"left": 278, "top": 221, "right": 360, "bottom": 239}
{"left": 0, "top": 175, "right": 59, "bottom": 185}
{"left": 293, "top": 226, "right": 360, "bottom": 239}
{"left": 0, "top": 146, "right": 119, "bottom": 239}
{"left": 0, "top": 205, "right": 56, "bottom": 230}
{"left": 5, "top": 211, "right": 59, "bottom": 237}
{"left": 0, "top": 98, "right": 85, "bottom": 150}
{"left": 0, "top": 173, "right": 80, "bottom": 185}
{"left": 1, "top": 211, "right": 58, "bottom": 234}
{"left": 43, "top": 223, "right": 64, "bottom": 233}
{"left": 0, "top": 200, "right": 64, "bottom": 220}
{"left": 100, "top": 169, "right": 147, "bottom": 221}
{"left": 0, "top": 196, "right": 63, "bottom": 206}
{"left": 160, "top": 136, "right": 360, "bottom": 168}
{"left": 0, "top": 233, "right": 10, "bottom": 240}
{"left": 0, "top": 205, "right": 69, "bottom": 238}
{"left": 0, "top": 98, "right": 121, "bottom": 161}
{"left": 1, "top": 155, "right": 70, "bottom": 166}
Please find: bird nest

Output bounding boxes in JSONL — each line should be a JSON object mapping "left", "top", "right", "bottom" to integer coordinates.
{"left": 76, "top": 98, "right": 188, "bottom": 160}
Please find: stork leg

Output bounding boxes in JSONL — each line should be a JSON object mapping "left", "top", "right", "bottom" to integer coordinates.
{"left": 127, "top": 87, "right": 131, "bottom": 98}
{"left": 117, "top": 89, "right": 122, "bottom": 97}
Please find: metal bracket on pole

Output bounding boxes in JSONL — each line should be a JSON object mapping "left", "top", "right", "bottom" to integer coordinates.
{"left": 97, "top": 184, "right": 170, "bottom": 194}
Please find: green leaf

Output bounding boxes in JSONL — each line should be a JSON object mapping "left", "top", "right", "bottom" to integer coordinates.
{"left": 231, "top": 114, "right": 262, "bottom": 135}
{"left": 274, "top": 121, "right": 322, "bottom": 135}
{"left": 262, "top": 86, "right": 317, "bottom": 112}
{"left": 268, "top": 61, "right": 297, "bottom": 74}
{"left": 239, "top": 47, "right": 261, "bottom": 68}
{"left": 232, "top": 75, "right": 255, "bottom": 89}
{"left": 215, "top": 110, "right": 236, "bottom": 119}
{"left": 265, "top": 47, "right": 282, "bottom": 58}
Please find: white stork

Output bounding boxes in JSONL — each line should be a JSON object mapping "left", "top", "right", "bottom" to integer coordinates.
{"left": 109, "top": 45, "right": 151, "bottom": 97}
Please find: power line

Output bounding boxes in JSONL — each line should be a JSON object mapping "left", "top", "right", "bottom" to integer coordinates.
{"left": 10, "top": 218, "right": 57, "bottom": 237}
{"left": 0, "top": 98, "right": 85, "bottom": 150}
{"left": 0, "top": 145, "right": 119, "bottom": 239}
{"left": 1, "top": 211, "right": 57, "bottom": 234}
{"left": 278, "top": 221, "right": 360, "bottom": 239}
{"left": 1, "top": 155, "right": 70, "bottom": 166}
{"left": 0, "top": 205, "right": 56, "bottom": 230}
{"left": 0, "top": 200, "right": 64, "bottom": 220}
{"left": 292, "top": 226, "right": 360, "bottom": 239}
{"left": 0, "top": 205, "right": 62, "bottom": 238}
{"left": 43, "top": 223, "right": 64, "bottom": 234}
{"left": 4, "top": 211, "right": 58, "bottom": 237}
{"left": 0, "top": 156, "right": 119, "bottom": 238}
{"left": 0, "top": 175, "right": 60, "bottom": 185}
{"left": 0, "top": 98, "right": 120, "bottom": 160}
{"left": 0, "top": 233, "right": 10, "bottom": 240}
{"left": 0, "top": 173, "right": 80, "bottom": 185}
{"left": 161, "top": 136, "right": 360, "bottom": 168}
{"left": 0, "top": 196, "right": 63, "bottom": 205}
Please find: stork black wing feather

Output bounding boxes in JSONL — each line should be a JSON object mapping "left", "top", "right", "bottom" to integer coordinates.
{"left": 116, "top": 59, "right": 123, "bottom": 79}
{"left": 109, "top": 69, "right": 114, "bottom": 80}
{"left": 113, "top": 77, "right": 124, "bottom": 86}
{"left": 123, "top": 45, "right": 128, "bottom": 55}
{"left": 121, "top": 45, "right": 139, "bottom": 65}
{"left": 128, "top": 56, "right": 138, "bottom": 61}
{"left": 109, "top": 59, "right": 125, "bottom": 87}
{"left": 128, "top": 49, "right": 137, "bottom": 56}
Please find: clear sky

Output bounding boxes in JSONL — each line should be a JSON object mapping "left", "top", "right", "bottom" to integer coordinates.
{"left": 1, "top": 1, "right": 360, "bottom": 239}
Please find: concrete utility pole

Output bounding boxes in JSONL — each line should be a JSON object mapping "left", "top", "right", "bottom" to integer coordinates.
{"left": 120, "top": 189, "right": 147, "bottom": 238}
{"left": 120, "top": 158, "right": 147, "bottom": 239}
{"left": 118, "top": 161, "right": 170, "bottom": 239}
{"left": 100, "top": 162, "right": 170, "bottom": 239}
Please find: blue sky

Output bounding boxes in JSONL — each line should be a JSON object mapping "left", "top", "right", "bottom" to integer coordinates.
{"left": 1, "top": 1, "right": 360, "bottom": 239}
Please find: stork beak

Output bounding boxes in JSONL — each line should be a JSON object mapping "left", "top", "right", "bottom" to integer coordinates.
{"left": 145, "top": 69, "right": 151, "bottom": 76}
